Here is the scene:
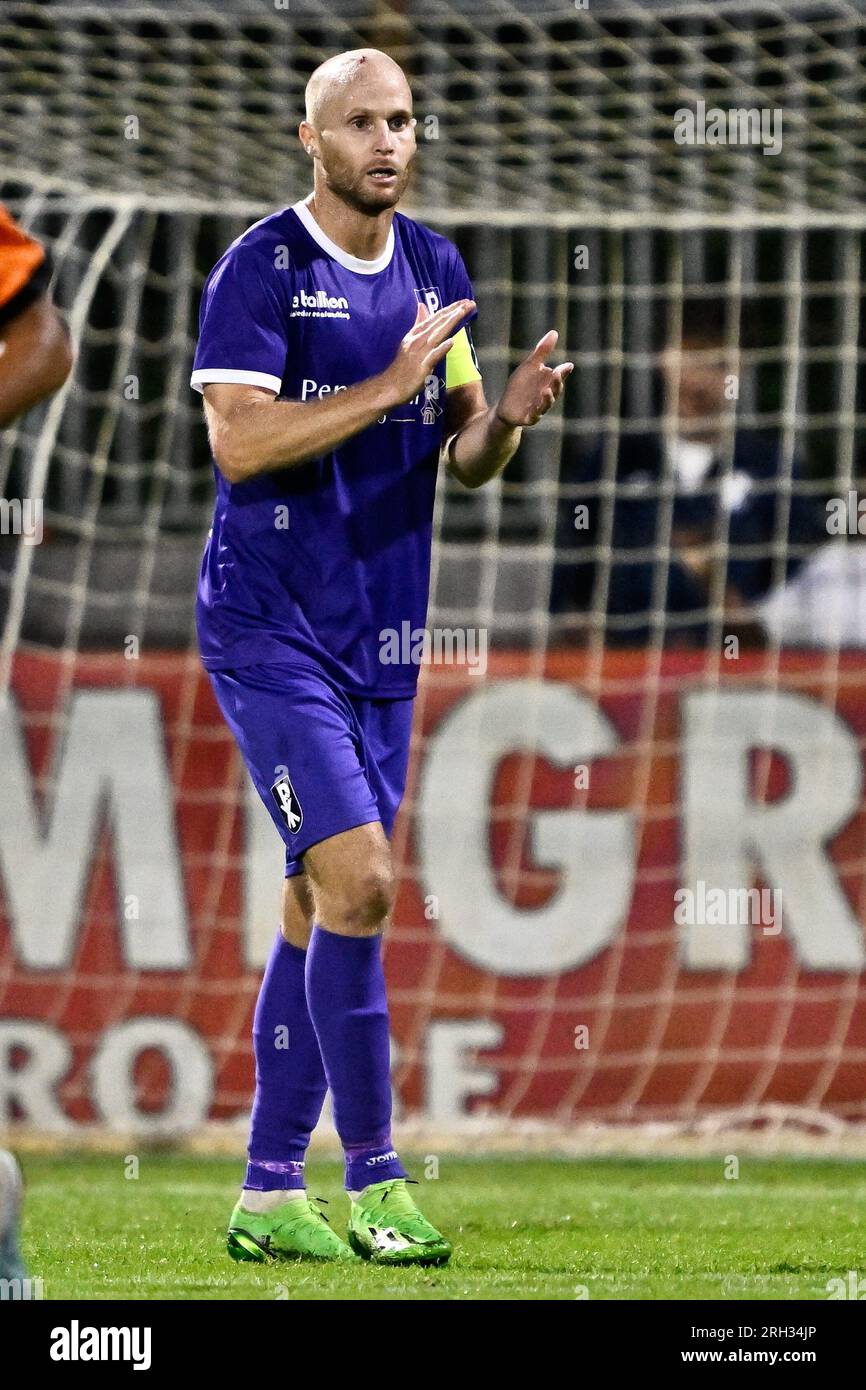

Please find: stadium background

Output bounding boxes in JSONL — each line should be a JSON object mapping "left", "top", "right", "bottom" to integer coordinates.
{"left": 1, "top": 0, "right": 865, "bottom": 1151}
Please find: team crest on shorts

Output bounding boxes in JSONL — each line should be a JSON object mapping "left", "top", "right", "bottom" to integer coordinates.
{"left": 271, "top": 773, "right": 303, "bottom": 833}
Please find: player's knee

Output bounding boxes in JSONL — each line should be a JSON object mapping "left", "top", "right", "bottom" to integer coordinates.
{"left": 335, "top": 864, "right": 395, "bottom": 933}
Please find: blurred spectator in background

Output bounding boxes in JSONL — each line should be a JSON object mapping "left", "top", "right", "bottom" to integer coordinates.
{"left": 550, "top": 296, "right": 824, "bottom": 646}
{"left": 758, "top": 536, "right": 866, "bottom": 647}
{"left": 0, "top": 201, "right": 74, "bottom": 427}
{"left": 758, "top": 446, "right": 866, "bottom": 647}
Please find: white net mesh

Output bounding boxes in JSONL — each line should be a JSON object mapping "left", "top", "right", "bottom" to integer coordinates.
{"left": 1, "top": 0, "right": 866, "bottom": 1139}
{"left": 3, "top": 0, "right": 866, "bottom": 214}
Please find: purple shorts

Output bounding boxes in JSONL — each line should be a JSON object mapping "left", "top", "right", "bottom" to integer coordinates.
{"left": 208, "top": 663, "right": 415, "bottom": 876}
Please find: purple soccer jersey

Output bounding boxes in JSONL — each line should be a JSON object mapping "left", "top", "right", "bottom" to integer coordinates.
{"left": 191, "top": 196, "right": 479, "bottom": 698}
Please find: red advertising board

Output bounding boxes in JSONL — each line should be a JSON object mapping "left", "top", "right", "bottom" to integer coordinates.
{"left": 1, "top": 648, "right": 865, "bottom": 1132}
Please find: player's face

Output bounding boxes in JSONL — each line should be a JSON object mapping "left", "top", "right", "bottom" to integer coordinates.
{"left": 662, "top": 340, "right": 737, "bottom": 439}
{"left": 317, "top": 74, "right": 416, "bottom": 213}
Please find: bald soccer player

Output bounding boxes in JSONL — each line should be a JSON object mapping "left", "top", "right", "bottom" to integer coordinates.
{"left": 192, "top": 49, "right": 573, "bottom": 1267}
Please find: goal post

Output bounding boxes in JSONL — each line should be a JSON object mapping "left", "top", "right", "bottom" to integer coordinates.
{"left": 1, "top": 0, "right": 866, "bottom": 1146}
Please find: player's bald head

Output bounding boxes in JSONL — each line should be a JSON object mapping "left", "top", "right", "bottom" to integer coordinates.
{"left": 304, "top": 49, "right": 411, "bottom": 130}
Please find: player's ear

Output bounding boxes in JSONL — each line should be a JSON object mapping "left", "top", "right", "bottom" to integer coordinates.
{"left": 298, "top": 121, "right": 317, "bottom": 158}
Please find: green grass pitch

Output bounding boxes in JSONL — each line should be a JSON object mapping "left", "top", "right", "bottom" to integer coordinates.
{"left": 19, "top": 1152, "right": 865, "bottom": 1301}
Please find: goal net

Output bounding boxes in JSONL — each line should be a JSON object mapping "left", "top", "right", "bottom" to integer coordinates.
{"left": 1, "top": 0, "right": 866, "bottom": 1146}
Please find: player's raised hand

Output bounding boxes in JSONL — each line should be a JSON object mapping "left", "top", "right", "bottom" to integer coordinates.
{"left": 383, "top": 298, "right": 476, "bottom": 404}
{"left": 494, "top": 329, "right": 574, "bottom": 427}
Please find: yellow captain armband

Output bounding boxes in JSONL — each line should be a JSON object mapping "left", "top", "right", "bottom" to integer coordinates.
{"left": 445, "top": 326, "right": 482, "bottom": 390}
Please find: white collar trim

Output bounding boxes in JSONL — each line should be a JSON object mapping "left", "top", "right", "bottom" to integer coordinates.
{"left": 291, "top": 195, "right": 395, "bottom": 274}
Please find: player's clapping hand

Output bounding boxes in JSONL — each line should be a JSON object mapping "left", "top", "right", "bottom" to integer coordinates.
{"left": 383, "top": 298, "right": 476, "bottom": 405}
{"left": 495, "top": 330, "right": 574, "bottom": 427}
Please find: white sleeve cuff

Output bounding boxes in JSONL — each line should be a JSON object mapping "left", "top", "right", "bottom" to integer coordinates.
{"left": 190, "top": 368, "right": 282, "bottom": 395}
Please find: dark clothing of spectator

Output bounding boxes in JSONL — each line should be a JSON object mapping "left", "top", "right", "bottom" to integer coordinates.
{"left": 550, "top": 430, "right": 824, "bottom": 645}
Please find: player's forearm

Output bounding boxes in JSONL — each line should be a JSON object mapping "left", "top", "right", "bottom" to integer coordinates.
{"left": 445, "top": 405, "right": 522, "bottom": 489}
{"left": 0, "top": 299, "right": 74, "bottom": 427}
{"left": 213, "top": 372, "right": 397, "bottom": 483}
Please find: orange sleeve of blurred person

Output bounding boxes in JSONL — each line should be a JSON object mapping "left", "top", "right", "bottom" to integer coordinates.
{"left": 0, "top": 203, "right": 49, "bottom": 320}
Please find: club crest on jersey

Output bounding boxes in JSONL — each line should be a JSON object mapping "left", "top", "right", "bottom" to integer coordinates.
{"left": 413, "top": 285, "right": 442, "bottom": 314}
{"left": 271, "top": 773, "right": 303, "bottom": 833}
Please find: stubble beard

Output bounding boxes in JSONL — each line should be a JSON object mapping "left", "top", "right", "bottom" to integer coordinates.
{"left": 323, "top": 156, "right": 414, "bottom": 215}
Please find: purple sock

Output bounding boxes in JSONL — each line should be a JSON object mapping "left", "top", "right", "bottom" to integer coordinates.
{"left": 305, "top": 925, "right": 407, "bottom": 1192}
{"left": 245, "top": 932, "right": 328, "bottom": 1191}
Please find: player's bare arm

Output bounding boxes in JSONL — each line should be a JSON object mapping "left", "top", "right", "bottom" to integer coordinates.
{"left": 444, "top": 327, "right": 574, "bottom": 489}
{"left": 0, "top": 292, "right": 74, "bottom": 426}
{"left": 202, "top": 296, "right": 473, "bottom": 484}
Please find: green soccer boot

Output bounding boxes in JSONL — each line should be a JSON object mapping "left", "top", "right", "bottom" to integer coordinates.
{"left": 227, "top": 1196, "right": 358, "bottom": 1264}
{"left": 347, "top": 1178, "right": 452, "bottom": 1266}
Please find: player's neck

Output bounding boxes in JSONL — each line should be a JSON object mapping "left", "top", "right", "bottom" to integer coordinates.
{"left": 304, "top": 186, "right": 394, "bottom": 263}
